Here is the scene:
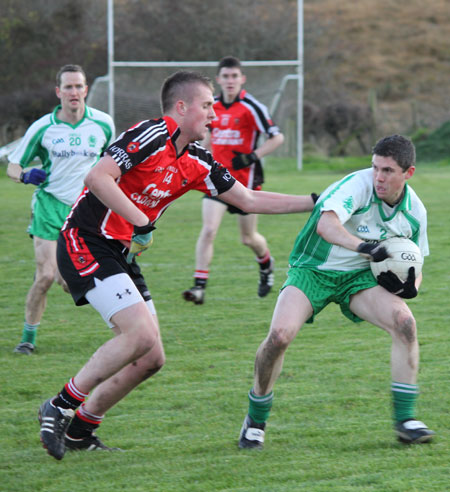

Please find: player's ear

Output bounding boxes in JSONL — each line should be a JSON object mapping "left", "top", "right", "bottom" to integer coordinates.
{"left": 241, "top": 74, "right": 247, "bottom": 84}
{"left": 405, "top": 166, "right": 415, "bottom": 180}
{"left": 55, "top": 86, "right": 61, "bottom": 99}
{"left": 176, "top": 100, "right": 186, "bottom": 116}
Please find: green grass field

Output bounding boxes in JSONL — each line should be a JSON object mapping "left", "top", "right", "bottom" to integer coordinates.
{"left": 0, "top": 159, "right": 449, "bottom": 492}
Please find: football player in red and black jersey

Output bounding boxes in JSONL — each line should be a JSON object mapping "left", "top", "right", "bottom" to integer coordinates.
{"left": 38, "top": 70, "right": 315, "bottom": 460}
{"left": 183, "top": 56, "right": 285, "bottom": 305}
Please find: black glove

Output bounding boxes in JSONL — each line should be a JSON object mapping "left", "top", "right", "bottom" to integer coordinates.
{"left": 231, "top": 151, "right": 258, "bottom": 170}
{"left": 357, "top": 242, "right": 389, "bottom": 262}
{"left": 126, "top": 221, "right": 156, "bottom": 264}
{"left": 20, "top": 168, "right": 47, "bottom": 185}
{"left": 377, "top": 267, "right": 418, "bottom": 299}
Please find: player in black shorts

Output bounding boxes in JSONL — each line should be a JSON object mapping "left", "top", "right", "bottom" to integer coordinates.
{"left": 37, "top": 70, "right": 316, "bottom": 460}
{"left": 183, "top": 56, "right": 285, "bottom": 305}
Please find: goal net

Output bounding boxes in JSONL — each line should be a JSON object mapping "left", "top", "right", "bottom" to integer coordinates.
{"left": 87, "top": 63, "right": 300, "bottom": 159}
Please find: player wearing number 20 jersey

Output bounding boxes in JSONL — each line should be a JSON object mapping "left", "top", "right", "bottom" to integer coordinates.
{"left": 10, "top": 105, "right": 115, "bottom": 207}
{"left": 10, "top": 105, "right": 115, "bottom": 239}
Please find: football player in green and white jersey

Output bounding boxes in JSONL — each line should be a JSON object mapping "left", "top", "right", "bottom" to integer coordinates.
{"left": 7, "top": 64, "right": 115, "bottom": 355}
{"left": 239, "top": 134, "right": 435, "bottom": 448}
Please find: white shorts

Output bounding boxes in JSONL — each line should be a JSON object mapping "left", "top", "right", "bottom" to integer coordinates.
{"left": 85, "top": 273, "right": 156, "bottom": 328}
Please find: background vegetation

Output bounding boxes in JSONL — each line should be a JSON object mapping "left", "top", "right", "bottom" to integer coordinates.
{"left": 1, "top": 0, "right": 449, "bottom": 157}
{"left": 1, "top": 159, "right": 449, "bottom": 491}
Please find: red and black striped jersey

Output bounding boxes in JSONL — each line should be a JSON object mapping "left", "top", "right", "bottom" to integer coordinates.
{"left": 210, "top": 90, "right": 281, "bottom": 189}
{"left": 62, "top": 116, "right": 235, "bottom": 242}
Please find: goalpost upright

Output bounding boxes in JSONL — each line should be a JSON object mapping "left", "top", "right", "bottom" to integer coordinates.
{"left": 106, "top": 0, "right": 303, "bottom": 170}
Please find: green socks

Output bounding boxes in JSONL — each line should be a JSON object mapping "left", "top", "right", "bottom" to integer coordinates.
{"left": 21, "top": 322, "right": 39, "bottom": 345}
{"left": 247, "top": 383, "right": 418, "bottom": 427}
{"left": 392, "top": 382, "right": 419, "bottom": 423}
{"left": 248, "top": 389, "right": 273, "bottom": 424}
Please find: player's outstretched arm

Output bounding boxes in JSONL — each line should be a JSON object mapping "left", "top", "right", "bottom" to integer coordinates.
{"left": 219, "top": 180, "right": 315, "bottom": 214}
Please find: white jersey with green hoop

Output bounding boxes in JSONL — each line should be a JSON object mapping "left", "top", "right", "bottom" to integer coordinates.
{"left": 9, "top": 105, "right": 115, "bottom": 205}
{"left": 289, "top": 168, "right": 428, "bottom": 271}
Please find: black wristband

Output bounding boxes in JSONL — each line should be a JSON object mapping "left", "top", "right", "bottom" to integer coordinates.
{"left": 311, "top": 193, "right": 319, "bottom": 204}
{"left": 133, "top": 221, "right": 156, "bottom": 235}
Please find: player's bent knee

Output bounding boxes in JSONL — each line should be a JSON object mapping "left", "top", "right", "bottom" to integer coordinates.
{"left": 34, "top": 271, "right": 55, "bottom": 292}
{"left": 132, "top": 327, "right": 160, "bottom": 355}
{"left": 143, "top": 357, "right": 165, "bottom": 380}
{"left": 134, "top": 347, "right": 165, "bottom": 382}
{"left": 267, "top": 326, "right": 294, "bottom": 351}
{"left": 152, "top": 339, "right": 166, "bottom": 367}
{"left": 240, "top": 235, "right": 252, "bottom": 247}
{"left": 201, "top": 227, "right": 218, "bottom": 242}
{"left": 392, "top": 310, "right": 417, "bottom": 344}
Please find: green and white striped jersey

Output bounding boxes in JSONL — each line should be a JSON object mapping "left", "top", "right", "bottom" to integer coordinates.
{"left": 289, "top": 168, "right": 428, "bottom": 271}
{"left": 9, "top": 105, "right": 115, "bottom": 205}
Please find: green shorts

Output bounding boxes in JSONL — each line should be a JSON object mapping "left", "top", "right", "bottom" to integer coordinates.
{"left": 28, "top": 190, "right": 72, "bottom": 241}
{"left": 282, "top": 267, "right": 378, "bottom": 323}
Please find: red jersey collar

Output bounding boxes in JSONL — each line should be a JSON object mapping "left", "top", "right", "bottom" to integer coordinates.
{"left": 218, "top": 89, "right": 247, "bottom": 107}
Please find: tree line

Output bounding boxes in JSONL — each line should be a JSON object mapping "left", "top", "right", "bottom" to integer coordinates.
{"left": 1, "top": 0, "right": 447, "bottom": 156}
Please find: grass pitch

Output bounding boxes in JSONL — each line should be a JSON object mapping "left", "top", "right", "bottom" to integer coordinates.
{"left": 0, "top": 158, "right": 449, "bottom": 492}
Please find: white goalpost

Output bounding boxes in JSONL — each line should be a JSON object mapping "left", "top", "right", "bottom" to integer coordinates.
{"left": 101, "top": 0, "right": 304, "bottom": 169}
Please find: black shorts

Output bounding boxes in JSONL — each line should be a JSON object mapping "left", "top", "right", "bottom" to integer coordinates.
{"left": 203, "top": 194, "right": 248, "bottom": 216}
{"left": 57, "top": 229, "right": 151, "bottom": 306}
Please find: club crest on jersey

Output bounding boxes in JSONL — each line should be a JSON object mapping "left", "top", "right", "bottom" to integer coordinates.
{"left": 127, "top": 141, "right": 140, "bottom": 153}
{"left": 343, "top": 196, "right": 353, "bottom": 213}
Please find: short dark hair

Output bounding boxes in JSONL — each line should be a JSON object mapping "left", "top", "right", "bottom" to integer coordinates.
{"left": 372, "top": 134, "right": 416, "bottom": 171}
{"left": 56, "top": 64, "right": 86, "bottom": 87}
{"left": 217, "top": 56, "right": 242, "bottom": 74}
{"left": 160, "top": 71, "right": 214, "bottom": 113}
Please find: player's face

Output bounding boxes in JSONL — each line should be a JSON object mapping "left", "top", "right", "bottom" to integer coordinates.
{"left": 183, "top": 84, "right": 216, "bottom": 142}
{"left": 372, "top": 155, "right": 415, "bottom": 205}
{"left": 216, "top": 67, "right": 246, "bottom": 102}
{"left": 56, "top": 71, "right": 88, "bottom": 112}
